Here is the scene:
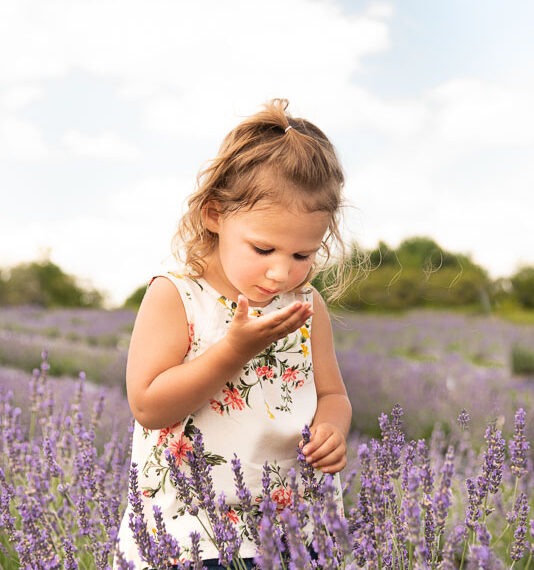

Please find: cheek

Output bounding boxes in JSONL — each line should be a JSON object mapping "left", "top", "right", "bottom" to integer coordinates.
{"left": 293, "top": 261, "right": 314, "bottom": 283}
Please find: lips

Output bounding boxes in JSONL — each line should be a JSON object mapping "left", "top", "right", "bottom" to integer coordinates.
{"left": 257, "top": 286, "right": 279, "bottom": 296}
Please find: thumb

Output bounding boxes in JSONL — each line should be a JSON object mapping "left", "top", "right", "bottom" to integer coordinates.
{"left": 233, "top": 295, "right": 250, "bottom": 322}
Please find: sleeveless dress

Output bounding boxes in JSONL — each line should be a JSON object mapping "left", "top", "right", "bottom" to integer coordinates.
{"left": 116, "top": 272, "right": 340, "bottom": 566}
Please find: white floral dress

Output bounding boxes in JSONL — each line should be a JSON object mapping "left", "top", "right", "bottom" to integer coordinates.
{"left": 116, "top": 272, "right": 340, "bottom": 566}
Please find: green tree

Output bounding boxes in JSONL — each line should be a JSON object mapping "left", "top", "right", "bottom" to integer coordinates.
{"left": 333, "top": 236, "right": 491, "bottom": 312}
{"left": 396, "top": 236, "right": 460, "bottom": 269}
{"left": 1, "top": 260, "right": 103, "bottom": 308}
{"left": 368, "top": 241, "right": 397, "bottom": 268}
{"left": 511, "top": 266, "right": 534, "bottom": 309}
{"left": 123, "top": 284, "right": 147, "bottom": 310}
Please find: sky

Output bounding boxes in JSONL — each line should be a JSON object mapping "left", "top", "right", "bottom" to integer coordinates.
{"left": 1, "top": 0, "right": 533, "bottom": 306}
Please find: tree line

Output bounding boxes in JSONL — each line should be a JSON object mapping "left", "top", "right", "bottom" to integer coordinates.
{"left": 316, "top": 237, "right": 534, "bottom": 312}
{"left": 1, "top": 237, "right": 533, "bottom": 312}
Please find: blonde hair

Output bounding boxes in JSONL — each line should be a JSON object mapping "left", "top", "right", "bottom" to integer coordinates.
{"left": 173, "top": 98, "right": 351, "bottom": 301}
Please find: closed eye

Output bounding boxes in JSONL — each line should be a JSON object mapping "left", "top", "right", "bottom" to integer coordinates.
{"left": 293, "top": 253, "right": 310, "bottom": 261}
{"left": 253, "top": 246, "right": 274, "bottom": 256}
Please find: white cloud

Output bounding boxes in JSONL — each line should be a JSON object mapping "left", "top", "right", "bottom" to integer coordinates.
{"left": 61, "top": 130, "right": 141, "bottom": 160}
{"left": 0, "top": 115, "right": 51, "bottom": 160}
{"left": 0, "top": 1, "right": 390, "bottom": 83}
{"left": 1, "top": 83, "right": 44, "bottom": 110}
{"left": 0, "top": 175, "right": 194, "bottom": 305}
{"left": 429, "top": 78, "right": 534, "bottom": 147}
{"left": 0, "top": 0, "right": 391, "bottom": 140}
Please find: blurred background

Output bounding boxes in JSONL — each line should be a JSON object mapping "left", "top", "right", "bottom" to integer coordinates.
{"left": 1, "top": 0, "right": 533, "bottom": 307}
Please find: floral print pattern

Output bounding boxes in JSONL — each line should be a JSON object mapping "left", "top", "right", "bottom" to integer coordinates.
{"left": 117, "top": 273, "right": 339, "bottom": 566}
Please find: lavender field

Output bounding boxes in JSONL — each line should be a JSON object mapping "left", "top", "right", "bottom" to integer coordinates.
{"left": 1, "top": 307, "right": 533, "bottom": 568}
{"left": 334, "top": 310, "right": 534, "bottom": 443}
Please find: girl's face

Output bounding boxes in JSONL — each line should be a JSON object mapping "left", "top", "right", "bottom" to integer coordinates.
{"left": 204, "top": 201, "right": 330, "bottom": 306}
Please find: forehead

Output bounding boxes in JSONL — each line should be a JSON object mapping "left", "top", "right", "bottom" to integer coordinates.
{"left": 226, "top": 202, "right": 330, "bottom": 246}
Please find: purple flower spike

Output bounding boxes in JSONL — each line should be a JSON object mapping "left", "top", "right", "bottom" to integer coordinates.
{"left": 378, "top": 404, "right": 405, "bottom": 478}
{"left": 213, "top": 491, "right": 242, "bottom": 567}
{"left": 298, "top": 424, "right": 321, "bottom": 502}
{"left": 434, "top": 445, "right": 455, "bottom": 532}
{"left": 153, "top": 504, "right": 183, "bottom": 565}
{"left": 481, "top": 422, "right": 506, "bottom": 495}
{"left": 189, "top": 531, "right": 204, "bottom": 570}
{"left": 401, "top": 464, "right": 421, "bottom": 543}
{"left": 280, "top": 507, "right": 312, "bottom": 569}
{"left": 256, "top": 465, "right": 285, "bottom": 569}
{"left": 509, "top": 408, "right": 529, "bottom": 479}
{"left": 465, "top": 477, "right": 482, "bottom": 530}
{"left": 231, "top": 454, "right": 260, "bottom": 546}
{"left": 62, "top": 536, "right": 78, "bottom": 570}
{"left": 457, "top": 409, "right": 471, "bottom": 430}
{"left": 510, "top": 493, "right": 529, "bottom": 561}
{"left": 441, "top": 524, "right": 467, "bottom": 570}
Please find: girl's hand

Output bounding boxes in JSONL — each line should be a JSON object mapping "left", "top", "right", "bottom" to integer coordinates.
{"left": 301, "top": 422, "right": 347, "bottom": 474}
{"left": 225, "top": 294, "right": 313, "bottom": 361}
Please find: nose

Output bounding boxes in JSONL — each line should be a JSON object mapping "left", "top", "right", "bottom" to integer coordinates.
{"left": 265, "top": 260, "right": 290, "bottom": 283}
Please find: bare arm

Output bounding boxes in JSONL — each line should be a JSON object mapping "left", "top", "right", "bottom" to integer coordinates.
{"left": 301, "top": 288, "right": 352, "bottom": 474}
{"left": 126, "top": 276, "right": 314, "bottom": 429}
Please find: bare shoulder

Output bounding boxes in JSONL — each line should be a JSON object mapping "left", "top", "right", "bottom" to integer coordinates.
{"left": 311, "top": 286, "right": 327, "bottom": 306}
{"left": 310, "top": 286, "right": 346, "bottom": 395}
{"left": 310, "top": 286, "right": 331, "bottom": 328}
{"left": 127, "top": 276, "right": 190, "bottom": 391}
{"left": 137, "top": 275, "right": 187, "bottom": 323}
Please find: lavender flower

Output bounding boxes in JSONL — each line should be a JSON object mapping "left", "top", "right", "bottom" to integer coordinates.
{"left": 298, "top": 424, "right": 321, "bottom": 501}
{"left": 416, "top": 439, "right": 434, "bottom": 496}
{"left": 481, "top": 422, "right": 506, "bottom": 495}
{"left": 189, "top": 531, "right": 204, "bottom": 570}
{"left": 457, "top": 409, "right": 471, "bottom": 430}
{"left": 401, "top": 464, "right": 421, "bottom": 544}
{"left": 509, "top": 408, "right": 529, "bottom": 479}
{"left": 231, "top": 454, "right": 260, "bottom": 546}
{"left": 279, "top": 506, "right": 312, "bottom": 569}
{"left": 153, "top": 504, "right": 183, "bottom": 565}
{"left": 167, "top": 428, "right": 243, "bottom": 567}
{"left": 213, "top": 492, "right": 242, "bottom": 567}
{"left": 465, "top": 477, "right": 482, "bottom": 530}
{"left": 378, "top": 404, "right": 405, "bottom": 478}
{"left": 255, "top": 464, "right": 285, "bottom": 569}
{"left": 434, "top": 445, "right": 455, "bottom": 532}
{"left": 3, "top": 335, "right": 534, "bottom": 568}
{"left": 127, "top": 464, "right": 163, "bottom": 566}
{"left": 441, "top": 524, "right": 467, "bottom": 570}
{"left": 510, "top": 492, "right": 529, "bottom": 562}
{"left": 422, "top": 498, "right": 436, "bottom": 564}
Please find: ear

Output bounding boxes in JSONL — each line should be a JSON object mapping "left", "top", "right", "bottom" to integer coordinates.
{"left": 202, "top": 201, "right": 222, "bottom": 234}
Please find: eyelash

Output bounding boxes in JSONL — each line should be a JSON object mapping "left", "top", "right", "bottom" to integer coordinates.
{"left": 253, "top": 247, "right": 309, "bottom": 261}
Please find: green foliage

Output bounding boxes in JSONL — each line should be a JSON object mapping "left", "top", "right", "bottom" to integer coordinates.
{"left": 123, "top": 284, "right": 147, "bottom": 309}
{"left": 511, "top": 344, "right": 534, "bottom": 376}
{"left": 511, "top": 266, "right": 534, "bottom": 309}
{"left": 0, "top": 260, "right": 103, "bottom": 308}
{"left": 329, "top": 236, "right": 491, "bottom": 312}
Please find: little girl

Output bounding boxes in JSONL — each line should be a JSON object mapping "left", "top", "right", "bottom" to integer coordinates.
{"left": 116, "top": 99, "right": 352, "bottom": 568}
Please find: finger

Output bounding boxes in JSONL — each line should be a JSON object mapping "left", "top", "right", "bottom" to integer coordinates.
{"left": 309, "top": 437, "right": 346, "bottom": 466}
{"left": 305, "top": 433, "right": 345, "bottom": 464}
{"left": 258, "top": 304, "right": 311, "bottom": 340}
{"left": 269, "top": 301, "right": 305, "bottom": 325}
{"left": 312, "top": 445, "right": 346, "bottom": 468}
{"left": 272, "top": 303, "right": 313, "bottom": 334}
{"left": 315, "top": 455, "right": 347, "bottom": 474}
{"left": 233, "top": 295, "right": 250, "bottom": 322}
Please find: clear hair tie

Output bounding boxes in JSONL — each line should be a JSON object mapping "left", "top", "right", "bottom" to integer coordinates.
{"left": 284, "top": 125, "right": 293, "bottom": 133}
